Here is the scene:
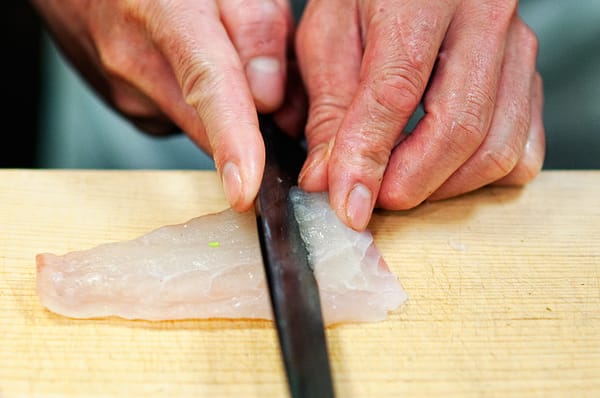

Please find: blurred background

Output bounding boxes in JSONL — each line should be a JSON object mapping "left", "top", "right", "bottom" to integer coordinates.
{"left": 2, "top": 0, "right": 598, "bottom": 169}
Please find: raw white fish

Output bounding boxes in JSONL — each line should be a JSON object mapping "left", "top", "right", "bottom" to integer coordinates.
{"left": 36, "top": 188, "right": 407, "bottom": 326}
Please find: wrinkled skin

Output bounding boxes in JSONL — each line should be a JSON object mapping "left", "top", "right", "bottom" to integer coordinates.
{"left": 31, "top": 0, "right": 545, "bottom": 231}
{"left": 296, "top": 0, "right": 545, "bottom": 230}
{"left": 30, "top": 0, "right": 306, "bottom": 213}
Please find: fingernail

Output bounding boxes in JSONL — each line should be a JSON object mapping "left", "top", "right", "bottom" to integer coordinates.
{"left": 298, "top": 143, "right": 328, "bottom": 186}
{"left": 345, "top": 183, "right": 372, "bottom": 231}
{"left": 221, "top": 162, "right": 242, "bottom": 208}
{"left": 247, "top": 57, "right": 281, "bottom": 109}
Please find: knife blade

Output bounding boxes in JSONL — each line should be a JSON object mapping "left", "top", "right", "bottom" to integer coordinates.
{"left": 255, "top": 114, "right": 335, "bottom": 398}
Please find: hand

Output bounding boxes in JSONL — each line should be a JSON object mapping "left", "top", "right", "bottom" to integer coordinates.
{"left": 295, "top": 0, "right": 545, "bottom": 230}
{"left": 31, "top": 0, "right": 306, "bottom": 212}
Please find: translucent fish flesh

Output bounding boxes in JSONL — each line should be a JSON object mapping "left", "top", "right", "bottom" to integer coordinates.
{"left": 36, "top": 188, "right": 407, "bottom": 326}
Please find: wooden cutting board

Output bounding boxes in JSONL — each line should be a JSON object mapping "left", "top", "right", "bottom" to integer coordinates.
{"left": 1, "top": 170, "right": 599, "bottom": 398}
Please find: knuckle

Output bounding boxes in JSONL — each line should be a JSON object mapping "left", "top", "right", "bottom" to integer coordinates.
{"left": 378, "top": 181, "right": 426, "bottom": 210}
{"left": 351, "top": 142, "right": 390, "bottom": 173}
{"left": 447, "top": 86, "right": 495, "bottom": 141}
{"left": 366, "top": 61, "right": 425, "bottom": 119}
{"left": 495, "top": 126, "right": 545, "bottom": 186}
{"left": 359, "top": 145, "right": 392, "bottom": 176}
{"left": 446, "top": 109, "right": 489, "bottom": 151}
{"left": 336, "top": 135, "right": 393, "bottom": 182}
{"left": 180, "top": 57, "right": 227, "bottom": 112}
{"left": 481, "top": 143, "right": 521, "bottom": 178}
{"left": 305, "top": 96, "right": 347, "bottom": 141}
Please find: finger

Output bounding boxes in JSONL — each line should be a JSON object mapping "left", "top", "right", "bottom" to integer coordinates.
{"left": 429, "top": 16, "right": 538, "bottom": 200}
{"left": 494, "top": 71, "right": 545, "bottom": 185}
{"left": 145, "top": 2, "right": 264, "bottom": 211}
{"left": 272, "top": 59, "right": 308, "bottom": 138}
{"left": 219, "top": 0, "right": 290, "bottom": 113}
{"left": 295, "top": 0, "right": 362, "bottom": 192}
{"left": 377, "top": 1, "right": 517, "bottom": 211}
{"left": 328, "top": 0, "right": 456, "bottom": 230}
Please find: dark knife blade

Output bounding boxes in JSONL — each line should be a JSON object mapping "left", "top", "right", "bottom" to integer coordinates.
{"left": 255, "top": 114, "right": 335, "bottom": 398}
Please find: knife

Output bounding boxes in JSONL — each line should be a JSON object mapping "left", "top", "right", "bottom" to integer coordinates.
{"left": 255, "top": 114, "right": 335, "bottom": 398}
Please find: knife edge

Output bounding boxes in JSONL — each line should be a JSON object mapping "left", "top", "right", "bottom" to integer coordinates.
{"left": 255, "top": 114, "right": 335, "bottom": 398}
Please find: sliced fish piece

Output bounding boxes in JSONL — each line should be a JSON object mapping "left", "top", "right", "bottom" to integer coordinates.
{"left": 36, "top": 188, "right": 407, "bottom": 325}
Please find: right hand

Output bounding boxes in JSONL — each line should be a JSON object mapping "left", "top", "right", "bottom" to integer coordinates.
{"left": 31, "top": 0, "right": 306, "bottom": 211}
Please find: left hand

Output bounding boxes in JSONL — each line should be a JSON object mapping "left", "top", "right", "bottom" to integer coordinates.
{"left": 30, "top": 0, "right": 307, "bottom": 212}
{"left": 295, "top": 0, "right": 545, "bottom": 230}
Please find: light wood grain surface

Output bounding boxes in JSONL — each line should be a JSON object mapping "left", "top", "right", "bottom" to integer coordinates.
{"left": 1, "top": 170, "right": 599, "bottom": 398}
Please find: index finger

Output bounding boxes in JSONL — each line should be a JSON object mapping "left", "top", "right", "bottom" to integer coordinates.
{"left": 142, "top": 2, "right": 265, "bottom": 211}
{"left": 327, "top": 0, "right": 455, "bottom": 230}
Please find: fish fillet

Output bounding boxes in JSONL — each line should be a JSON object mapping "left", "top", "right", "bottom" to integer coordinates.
{"left": 36, "top": 188, "right": 407, "bottom": 326}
